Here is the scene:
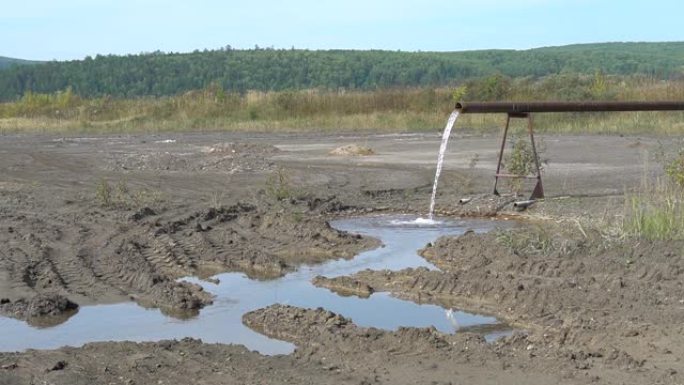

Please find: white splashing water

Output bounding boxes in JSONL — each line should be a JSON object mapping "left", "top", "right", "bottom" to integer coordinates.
{"left": 428, "top": 110, "right": 460, "bottom": 220}
{"left": 389, "top": 217, "right": 441, "bottom": 226}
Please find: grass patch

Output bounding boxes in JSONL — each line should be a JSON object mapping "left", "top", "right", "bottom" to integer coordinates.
{"left": 495, "top": 224, "right": 555, "bottom": 255}
{"left": 621, "top": 145, "right": 684, "bottom": 240}
{"left": 624, "top": 180, "right": 684, "bottom": 240}
{"left": 95, "top": 177, "right": 164, "bottom": 210}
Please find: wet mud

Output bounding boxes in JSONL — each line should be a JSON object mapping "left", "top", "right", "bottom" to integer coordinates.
{"left": 1, "top": 132, "right": 682, "bottom": 384}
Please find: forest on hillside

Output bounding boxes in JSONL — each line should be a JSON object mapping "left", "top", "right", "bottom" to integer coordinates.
{"left": 0, "top": 56, "right": 39, "bottom": 70}
{"left": 0, "top": 42, "right": 683, "bottom": 101}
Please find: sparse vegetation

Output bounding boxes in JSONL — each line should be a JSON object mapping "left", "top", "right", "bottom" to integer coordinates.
{"left": 95, "top": 178, "right": 112, "bottom": 207}
{"left": 663, "top": 148, "right": 684, "bottom": 188}
{"left": 265, "top": 168, "right": 297, "bottom": 202}
{"left": 621, "top": 146, "right": 684, "bottom": 240}
{"left": 495, "top": 225, "right": 556, "bottom": 256}
{"left": 208, "top": 190, "right": 225, "bottom": 210}
{"left": 623, "top": 180, "right": 684, "bottom": 240}
{"left": 504, "top": 139, "right": 536, "bottom": 195}
{"left": 95, "top": 177, "right": 164, "bottom": 209}
{"left": 501, "top": 134, "right": 546, "bottom": 195}
{"left": 0, "top": 74, "right": 683, "bottom": 134}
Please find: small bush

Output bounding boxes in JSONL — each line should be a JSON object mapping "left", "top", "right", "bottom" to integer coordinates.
{"left": 664, "top": 149, "right": 684, "bottom": 188}
{"left": 503, "top": 136, "right": 545, "bottom": 195}
{"left": 95, "top": 178, "right": 163, "bottom": 209}
{"left": 265, "top": 168, "right": 296, "bottom": 201}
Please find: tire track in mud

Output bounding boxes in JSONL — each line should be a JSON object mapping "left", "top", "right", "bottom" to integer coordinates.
{"left": 1, "top": 197, "right": 376, "bottom": 323}
{"left": 312, "top": 228, "right": 684, "bottom": 380}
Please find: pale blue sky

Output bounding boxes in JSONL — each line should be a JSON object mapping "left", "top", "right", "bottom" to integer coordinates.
{"left": 2, "top": 0, "right": 683, "bottom": 61}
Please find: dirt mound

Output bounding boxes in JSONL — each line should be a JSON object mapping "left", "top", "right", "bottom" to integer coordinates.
{"left": 0, "top": 303, "right": 670, "bottom": 385}
{"left": 312, "top": 275, "right": 374, "bottom": 297}
{"left": 329, "top": 144, "right": 375, "bottom": 156}
{"left": 319, "top": 226, "right": 684, "bottom": 382}
{"left": 108, "top": 141, "right": 279, "bottom": 173}
{"left": 0, "top": 198, "right": 376, "bottom": 321}
{"left": 1, "top": 293, "right": 79, "bottom": 327}
{"left": 202, "top": 142, "right": 280, "bottom": 156}
{"left": 0, "top": 338, "right": 318, "bottom": 385}
{"left": 422, "top": 229, "right": 684, "bottom": 335}
{"left": 241, "top": 304, "right": 642, "bottom": 384}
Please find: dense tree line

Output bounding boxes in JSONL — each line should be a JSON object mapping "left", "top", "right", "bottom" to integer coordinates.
{"left": 0, "top": 42, "right": 683, "bottom": 101}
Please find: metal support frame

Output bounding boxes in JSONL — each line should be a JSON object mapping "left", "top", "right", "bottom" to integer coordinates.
{"left": 456, "top": 100, "right": 684, "bottom": 201}
{"left": 493, "top": 113, "right": 544, "bottom": 200}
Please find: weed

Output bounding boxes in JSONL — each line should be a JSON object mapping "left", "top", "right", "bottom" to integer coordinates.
{"left": 663, "top": 149, "right": 684, "bottom": 188}
{"left": 451, "top": 85, "right": 468, "bottom": 102}
{"left": 114, "top": 178, "right": 129, "bottom": 203}
{"left": 95, "top": 178, "right": 112, "bottom": 207}
{"left": 131, "top": 188, "right": 164, "bottom": 209}
{"left": 94, "top": 177, "right": 164, "bottom": 209}
{"left": 265, "top": 168, "right": 296, "bottom": 201}
{"left": 292, "top": 211, "right": 304, "bottom": 223}
{"left": 623, "top": 179, "right": 684, "bottom": 240}
{"left": 208, "top": 190, "right": 225, "bottom": 210}
{"left": 495, "top": 225, "right": 554, "bottom": 255}
{"left": 615, "top": 144, "right": 684, "bottom": 240}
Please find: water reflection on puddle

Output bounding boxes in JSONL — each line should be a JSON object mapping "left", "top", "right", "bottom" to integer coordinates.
{"left": 0, "top": 215, "right": 513, "bottom": 355}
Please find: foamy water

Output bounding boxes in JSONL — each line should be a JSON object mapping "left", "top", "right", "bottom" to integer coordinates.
{"left": 389, "top": 217, "right": 442, "bottom": 226}
{"left": 428, "top": 110, "right": 460, "bottom": 219}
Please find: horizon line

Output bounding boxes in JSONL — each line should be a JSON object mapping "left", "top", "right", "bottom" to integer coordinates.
{"left": 4, "top": 40, "right": 684, "bottom": 63}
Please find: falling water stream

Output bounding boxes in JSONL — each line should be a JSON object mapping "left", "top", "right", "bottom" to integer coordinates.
{"left": 428, "top": 110, "right": 460, "bottom": 220}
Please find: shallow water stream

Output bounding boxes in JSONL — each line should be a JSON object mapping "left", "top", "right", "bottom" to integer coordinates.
{"left": 0, "top": 215, "right": 512, "bottom": 355}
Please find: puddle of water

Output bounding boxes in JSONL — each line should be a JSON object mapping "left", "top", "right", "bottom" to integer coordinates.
{"left": 0, "top": 215, "right": 513, "bottom": 355}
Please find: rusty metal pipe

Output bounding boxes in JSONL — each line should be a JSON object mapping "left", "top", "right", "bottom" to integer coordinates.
{"left": 455, "top": 101, "right": 684, "bottom": 114}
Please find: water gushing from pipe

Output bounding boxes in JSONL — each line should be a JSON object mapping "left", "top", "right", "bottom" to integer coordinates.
{"left": 428, "top": 110, "right": 460, "bottom": 219}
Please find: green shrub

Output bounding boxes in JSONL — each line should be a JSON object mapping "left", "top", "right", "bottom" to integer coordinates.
{"left": 624, "top": 183, "right": 684, "bottom": 240}
{"left": 503, "top": 137, "right": 545, "bottom": 195}
{"left": 265, "top": 168, "right": 295, "bottom": 201}
{"left": 664, "top": 149, "right": 684, "bottom": 188}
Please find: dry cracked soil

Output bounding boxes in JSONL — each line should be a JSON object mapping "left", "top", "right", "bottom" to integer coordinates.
{"left": 1, "top": 131, "right": 683, "bottom": 385}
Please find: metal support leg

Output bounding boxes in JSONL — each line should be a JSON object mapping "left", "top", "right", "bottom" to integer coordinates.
{"left": 493, "top": 113, "right": 545, "bottom": 200}
{"left": 493, "top": 114, "right": 511, "bottom": 196}
{"left": 527, "top": 114, "right": 545, "bottom": 200}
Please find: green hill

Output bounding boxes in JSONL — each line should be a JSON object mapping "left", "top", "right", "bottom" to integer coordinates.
{"left": 0, "top": 56, "right": 41, "bottom": 70}
{"left": 1, "top": 42, "right": 683, "bottom": 101}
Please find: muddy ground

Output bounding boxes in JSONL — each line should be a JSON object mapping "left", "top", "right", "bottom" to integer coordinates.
{"left": 0, "top": 131, "right": 682, "bottom": 384}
